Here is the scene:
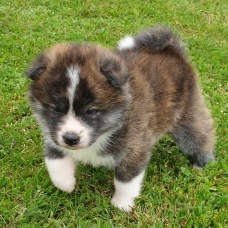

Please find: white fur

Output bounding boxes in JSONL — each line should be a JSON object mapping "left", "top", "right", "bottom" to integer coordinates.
{"left": 111, "top": 171, "right": 145, "bottom": 212}
{"left": 118, "top": 36, "right": 135, "bottom": 50}
{"left": 43, "top": 128, "right": 117, "bottom": 168}
{"left": 57, "top": 112, "right": 92, "bottom": 149}
{"left": 45, "top": 156, "right": 76, "bottom": 193}
{"left": 193, "top": 164, "right": 202, "bottom": 170}
{"left": 56, "top": 66, "right": 93, "bottom": 149}
{"left": 66, "top": 66, "right": 80, "bottom": 107}
{"left": 34, "top": 102, "right": 118, "bottom": 167}
{"left": 68, "top": 130, "right": 116, "bottom": 167}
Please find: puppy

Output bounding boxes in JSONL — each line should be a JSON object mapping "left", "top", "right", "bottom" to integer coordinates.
{"left": 26, "top": 26, "right": 215, "bottom": 212}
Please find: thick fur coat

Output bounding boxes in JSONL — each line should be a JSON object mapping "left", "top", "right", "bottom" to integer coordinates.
{"left": 26, "top": 26, "right": 215, "bottom": 211}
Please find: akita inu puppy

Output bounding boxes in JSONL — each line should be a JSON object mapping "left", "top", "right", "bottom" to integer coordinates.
{"left": 26, "top": 26, "right": 215, "bottom": 212}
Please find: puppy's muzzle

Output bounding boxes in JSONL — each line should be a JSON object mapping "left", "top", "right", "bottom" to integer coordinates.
{"left": 63, "top": 133, "right": 80, "bottom": 146}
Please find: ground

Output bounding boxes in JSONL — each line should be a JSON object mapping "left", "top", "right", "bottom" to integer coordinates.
{"left": 0, "top": 0, "right": 227, "bottom": 227}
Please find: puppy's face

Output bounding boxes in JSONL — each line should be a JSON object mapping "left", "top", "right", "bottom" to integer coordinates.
{"left": 27, "top": 44, "right": 130, "bottom": 150}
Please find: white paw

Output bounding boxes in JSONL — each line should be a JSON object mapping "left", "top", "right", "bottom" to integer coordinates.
{"left": 111, "top": 193, "right": 134, "bottom": 212}
{"left": 51, "top": 175, "right": 76, "bottom": 193}
{"left": 111, "top": 171, "right": 145, "bottom": 212}
{"left": 45, "top": 156, "right": 76, "bottom": 193}
{"left": 193, "top": 164, "right": 202, "bottom": 170}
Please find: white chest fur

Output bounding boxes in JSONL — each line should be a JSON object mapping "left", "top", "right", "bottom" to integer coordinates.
{"left": 66, "top": 131, "right": 116, "bottom": 168}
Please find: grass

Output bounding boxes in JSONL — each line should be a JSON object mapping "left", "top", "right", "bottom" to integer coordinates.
{"left": 0, "top": 0, "right": 227, "bottom": 227}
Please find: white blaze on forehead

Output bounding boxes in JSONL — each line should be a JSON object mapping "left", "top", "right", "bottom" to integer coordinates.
{"left": 59, "top": 66, "right": 92, "bottom": 148}
{"left": 118, "top": 36, "right": 135, "bottom": 50}
{"left": 66, "top": 66, "right": 80, "bottom": 107}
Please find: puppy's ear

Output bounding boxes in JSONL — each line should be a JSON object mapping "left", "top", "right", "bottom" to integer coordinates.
{"left": 99, "top": 55, "right": 128, "bottom": 88}
{"left": 26, "top": 54, "right": 47, "bottom": 80}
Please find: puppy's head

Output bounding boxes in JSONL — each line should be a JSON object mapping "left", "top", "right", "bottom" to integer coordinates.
{"left": 27, "top": 43, "right": 130, "bottom": 150}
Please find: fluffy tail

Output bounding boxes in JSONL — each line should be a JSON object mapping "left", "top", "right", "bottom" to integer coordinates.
{"left": 118, "top": 26, "right": 186, "bottom": 55}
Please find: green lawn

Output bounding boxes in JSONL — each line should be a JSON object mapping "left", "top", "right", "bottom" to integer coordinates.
{"left": 0, "top": 0, "right": 227, "bottom": 227}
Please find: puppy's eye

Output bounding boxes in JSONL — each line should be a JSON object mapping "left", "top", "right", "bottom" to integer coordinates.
{"left": 52, "top": 106, "right": 62, "bottom": 113}
{"left": 86, "top": 108, "right": 98, "bottom": 116}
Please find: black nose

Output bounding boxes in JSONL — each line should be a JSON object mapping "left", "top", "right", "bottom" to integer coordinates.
{"left": 63, "top": 134, "right": 80, "bottom": 146}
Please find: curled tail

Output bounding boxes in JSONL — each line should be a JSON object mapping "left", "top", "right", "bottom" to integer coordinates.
{"left": 118, "top": 26, "right": 186, "bottom": 56}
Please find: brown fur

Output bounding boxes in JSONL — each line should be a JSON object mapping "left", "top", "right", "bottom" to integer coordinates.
{"left": 28, "top": 43, "right": 215, "bottom": 177}
{"left": 114, "top": 47, "right": 215, "bottom": 180}
{"left": 26, "top": 26, "right": 216, "bottom": 211}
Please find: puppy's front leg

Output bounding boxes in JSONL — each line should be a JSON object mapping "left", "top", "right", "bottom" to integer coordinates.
{"left": 45, "top": 147, "right": 76, "bottom": 193}
{"left": 111, "top": 170, "right": 145, "bottom": 212}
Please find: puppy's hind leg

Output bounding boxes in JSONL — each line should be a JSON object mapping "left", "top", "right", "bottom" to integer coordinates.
{"left": 169, "top": 106, "right": 216, "bottom": 168}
